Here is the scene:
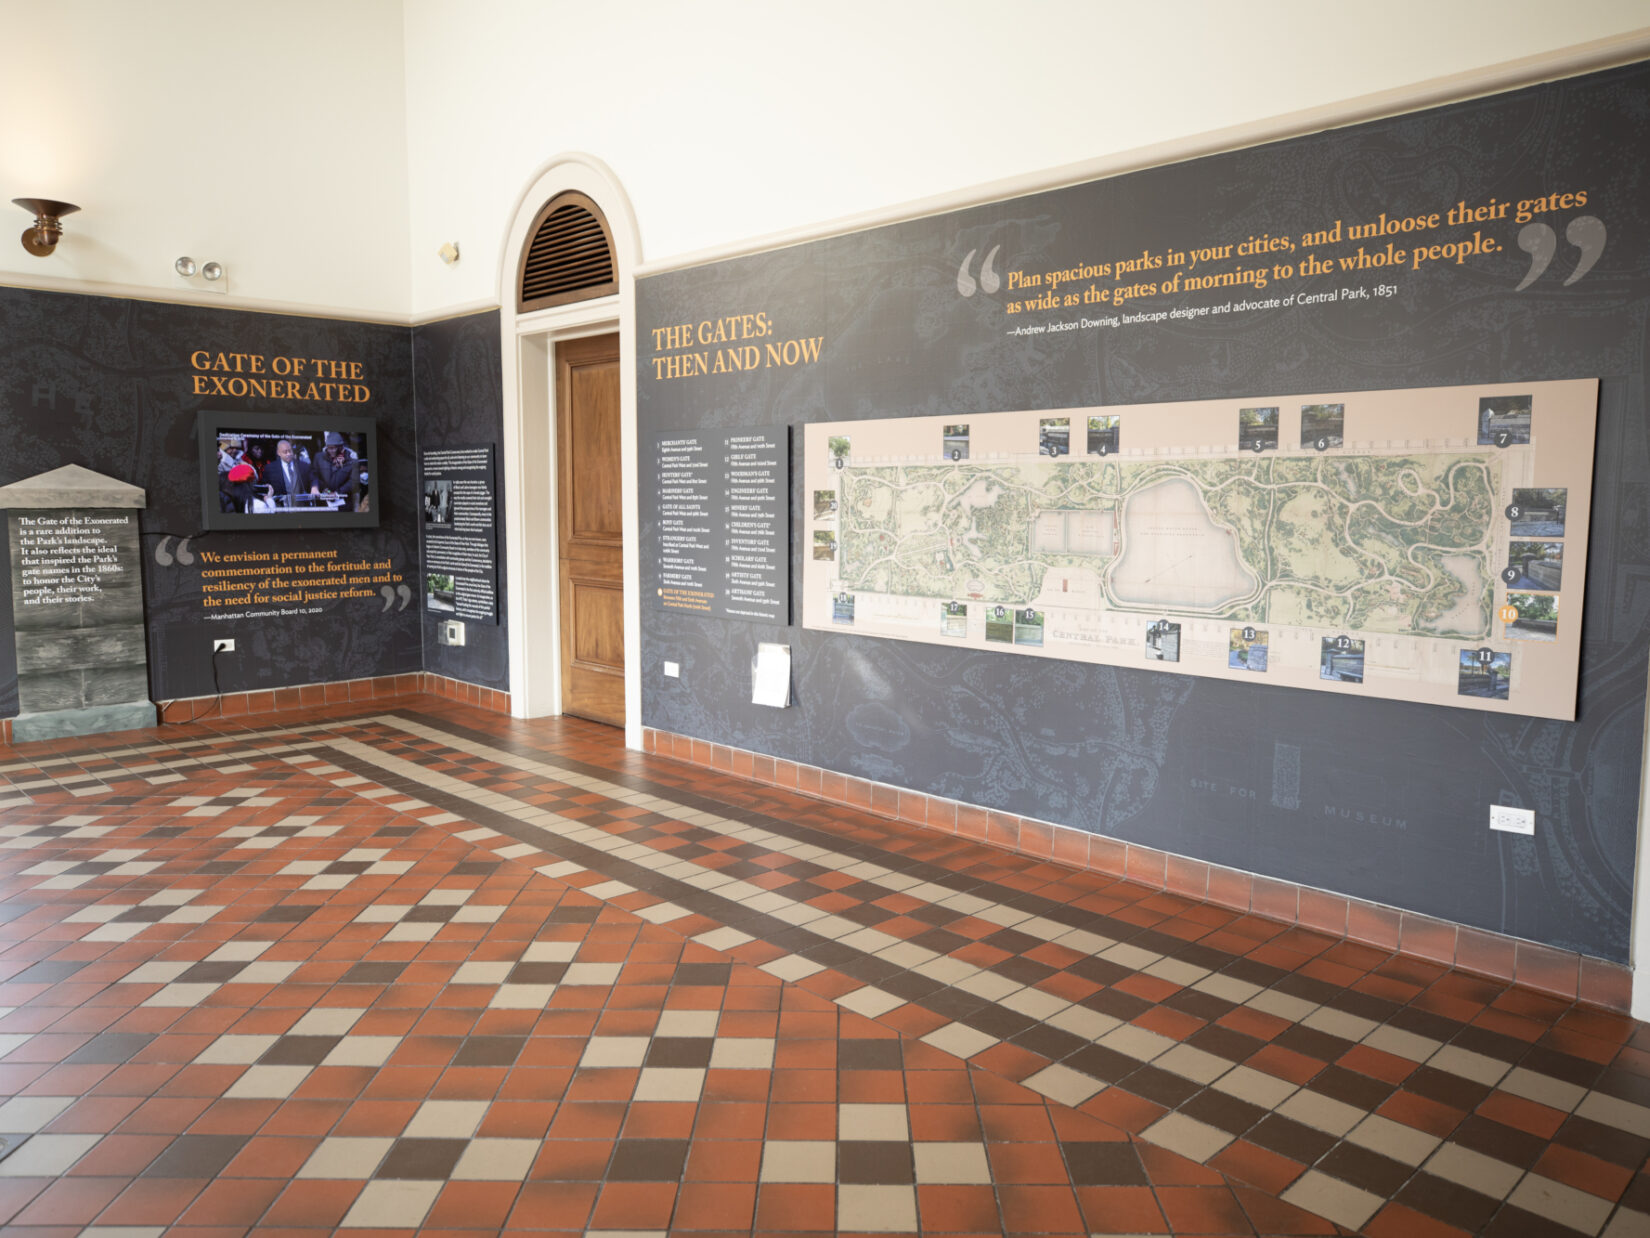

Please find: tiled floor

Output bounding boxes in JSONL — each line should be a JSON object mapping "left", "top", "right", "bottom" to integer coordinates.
{"left": 0, "top": 698, "right": 1645, "bottom": 1236}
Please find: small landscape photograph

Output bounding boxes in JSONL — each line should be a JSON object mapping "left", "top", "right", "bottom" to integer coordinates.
{"left": 1319, "top": 636, "right": 1365, "bottom": 683}
{"left": 812, "top": 489, "right": 838, "bottom": 520}
{"left": 942, "top": 424, "right": 970, "bottom": 460}
{"left": 1228, "top": 627, "right": 1269, "bottom": 671}
{"left": 985, "top": 604, "right": 1014, "bottom": 643}
{"left": 1504, "top": 592, "right": 1558, "bottom": 642}
{"left": 1038, "top": 418, "right": 1070, "bottom": 456}
{"left": 1458, "top": 648, "right": 1511, "bottom": 700}
{"left": 940, "top": 601, "right": 967, "bottom": 637}
{"left": 1013, "top": 608, "right": 1045, "bottom": 647}
{"left": 1144, "top": 619, "right": 1180, "bottom": 662}
{"left": 1300, "top": 403, "right": 1345, "bottom": 450}
{"left": 425, "top": 572, "right": 455, "bottom": 613}
{"left": 831, "top": 592, "right": 855, "bottom": 625}
{"left": 1238, "top": 406, "right": 1278, "bottom": 453}
{"left": 1479, "top": 394, "right": 1532, "bottom": 447}
{"left": 1505, "top": 541, "right": 1562, "bottom": 591}
{"left": 1508, "top": 488, "right": 1566, "bottom": 537}
{"left": 1087, "top": 415, "right": 1120, "bottom": 456}
{"left": 812, "top": 530, "right": 837, "bottom": 561}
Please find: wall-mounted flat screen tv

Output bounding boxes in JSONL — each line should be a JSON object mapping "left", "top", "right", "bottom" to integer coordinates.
{"left": 198, "top": 411, "right": 379, "bottom": 531}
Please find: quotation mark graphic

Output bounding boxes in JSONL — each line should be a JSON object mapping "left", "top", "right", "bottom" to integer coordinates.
{"left": 1515, "top": 216, "right": 1605, "bottom": 291}
{"left": 379, "top": 583, "right": 412, "bottom": 612}
{"left": 957, "top": 245, "right": 1001, "bottom": 297}
{"left": 153, "top": 536, "right": 194, "bottom": 567}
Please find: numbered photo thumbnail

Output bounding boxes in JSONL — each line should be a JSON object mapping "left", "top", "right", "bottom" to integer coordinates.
{"left": 831, "top": 592, "right": 855, "bottom": 625}
{"left": 940, "top": 601, "right": 967, "bottom": 638}
{"left": 812, "top": 530, "right": 837, "bottom": 561}
{"left": 1459, "top": 648, "right": 1511, "bottom": 700}
{"left": 828, "top": 435, "right": 851, "bottom": 468}
{"left": 1508, "top": 488, "right": 1566, "bottom": 537}
{"left": 985, "top": 604, "right": 1014, "bottom": 643}
{"left": 1038, "top": 417, "right": 1070, "bottom": 456}
{"left": 1300, "top": 403, "right": 1344, "bottom": 450}
{"left": 1144, "top": 619, "right": 1180, "bottom": 662}
{"left": 1238, "top": 406, "right": 1278, "bottom": 453}
{"left": 1479, "top": 394, "right": 1532, "bottom": 447}
{"left": 1505, "top": 541, "right": 1562, "bottom": 591}
{"left": 1503, "top": 592, "right": 1558, "bottom": 642}
{"left": 1014, "top": 608, "right": 1045, "bottom": 647}
{"left": 1319, "top": 636, "right": 1365, "bottom": 683}
{"left": 942, "top": 424, "right": 969, "bottom": 461}
{"left": 812, "top": 489, "right": 838, "bottom": 519}
{"left": 1087, "top": 415, "right": 1120, "bottom": 456}
{"left": 1228, "top": 627, "right": 1269, "bottom": 671}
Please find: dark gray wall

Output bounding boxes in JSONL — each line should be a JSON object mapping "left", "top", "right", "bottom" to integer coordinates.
{"left": 638, "top": 62, "right": 1650, "bottom": 963}
{"left": 0, "top": 287, "right": 421, "bottom": 705}
{"left": 412, "top": 311, "right": 509, "bottom": 691}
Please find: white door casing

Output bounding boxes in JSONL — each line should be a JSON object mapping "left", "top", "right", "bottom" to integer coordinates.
{"left": 496, "top": 154, "right": 642, "bottom": 749}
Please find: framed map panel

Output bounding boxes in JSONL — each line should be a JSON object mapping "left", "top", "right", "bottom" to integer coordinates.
{"left": 803, "top": 378, "right": 1596, "bottom": 720}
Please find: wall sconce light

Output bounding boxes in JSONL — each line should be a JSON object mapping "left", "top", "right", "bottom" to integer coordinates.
{"left": 437, "top": 241, "right": 460, "bottom": 265}
{"left": 12, "top": 198, "right": 80, "bottom": 257}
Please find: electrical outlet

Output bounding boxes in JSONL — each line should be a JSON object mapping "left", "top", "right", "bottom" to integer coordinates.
{"left": 212, "top": 638, "right": 235, "bottom": 654}
{"left": 437, "top": 620, "right": 466, "bottom": 647}
{"left": 664, "top": 661, "right": 680, "bottom": 678}
{"left": 1490, "top": 805, "right": 1534, "bottom": 835}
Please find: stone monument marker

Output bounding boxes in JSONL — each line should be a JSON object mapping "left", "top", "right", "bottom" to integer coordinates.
{"left": 0, "top": 464, "right": 153, "bottom": 741}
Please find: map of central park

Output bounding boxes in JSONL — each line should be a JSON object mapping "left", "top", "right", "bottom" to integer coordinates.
{"left": 834, "top": 453, "right": 1498, "bottom": 639}
{"left": 799, "top": 380, "right": 1598, "bottom": 719}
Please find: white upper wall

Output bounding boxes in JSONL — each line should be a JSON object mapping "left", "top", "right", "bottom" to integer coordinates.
{"left": 1, "top": 2, "right": 1645, "bottom": 322}
{"left": 401, "top": 0, "right": 1650, "bottom": 319}
{"left": 0, "top": 0, "right": 410, "bottom": 318}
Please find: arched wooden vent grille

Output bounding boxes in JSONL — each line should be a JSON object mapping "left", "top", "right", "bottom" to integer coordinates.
{"left": 518, "top": 191, "right": 617, "bottom": 312}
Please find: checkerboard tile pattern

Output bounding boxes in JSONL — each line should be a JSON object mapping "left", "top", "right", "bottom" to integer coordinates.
{"left": 0, "top": 699, "right": 1640, "bottom": 1236}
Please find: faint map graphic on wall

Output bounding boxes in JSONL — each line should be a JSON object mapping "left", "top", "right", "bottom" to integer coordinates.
{"left": 802, "top": 380, "right": 1598, "bottom": 720}
{"left": 834, "top": 452, "right": 1498, "bottom": 639}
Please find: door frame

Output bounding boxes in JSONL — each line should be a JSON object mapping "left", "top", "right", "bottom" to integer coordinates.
{"left": 497, "top": 154, "right": 642, "bottom": 748}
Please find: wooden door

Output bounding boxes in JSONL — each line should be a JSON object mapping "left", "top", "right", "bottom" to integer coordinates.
{"left": 556, "top": 333, "right": 625, "bottom": 726}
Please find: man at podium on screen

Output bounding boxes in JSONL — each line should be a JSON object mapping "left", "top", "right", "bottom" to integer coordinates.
{"left": 267, "top": 438, "right": 318, "bottom": 506}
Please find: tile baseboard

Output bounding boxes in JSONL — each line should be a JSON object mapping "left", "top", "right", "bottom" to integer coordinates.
{"left": 643, "top": 726, "right": 1630, "bottom": 1014}
{"left": 1, "top": 672, "right": 511, "bottom": 734}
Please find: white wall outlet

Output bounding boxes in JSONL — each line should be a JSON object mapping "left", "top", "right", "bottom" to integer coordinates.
{"left": 1490, "top": 805, "right": 1535, "bottom": 835}
{"left": 438, "top": 620, "right": 466, "bottom": 646}
{"left": 212, "top": 638, "right": 235, "bottom": 654}
{"left": 664, "top": 661, "right": 680, "bottom": 678}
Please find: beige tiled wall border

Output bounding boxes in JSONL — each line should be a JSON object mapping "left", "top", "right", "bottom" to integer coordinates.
{"left": 643, "top": 726, "right": 1631, "bottom": 1014}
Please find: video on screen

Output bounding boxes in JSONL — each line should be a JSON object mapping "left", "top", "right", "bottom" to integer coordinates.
{"left": 215, "top": 428, "right": 370, "bottom": 516}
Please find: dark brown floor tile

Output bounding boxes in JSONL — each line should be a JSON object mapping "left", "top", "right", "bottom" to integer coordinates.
{"left": 1394, "top": 1172, "right": 1501, "bottom": 1231}
{"left": 606, "top": 1139, "right": 689, "bottom": 1181}
{"left": 142, "top": 1134, "right": 248, "bottom": 1179}
{"left": 453, "top": 1036, "right": 527, "bottom": 1067}
{"left": 377, "top": 1137, "right": 469, "bottom": 1179}
{"left": 838, "top": 1040, "right": 902, "bottom": 1071}
{"left": 340, "top": 961, "right": 407, "bottom": 985}
{"left": 65, "top": 1033, "right": 155, "bottom": 1064}
{"left": 1061, "top": 1141, "right": 1147, "bottom": 1186}
{"left": 260, "top": 1036, "right": 341, "bottom": 1066}
{"left": 837, "top": 1140, "right": 914, "bottom": 1184}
